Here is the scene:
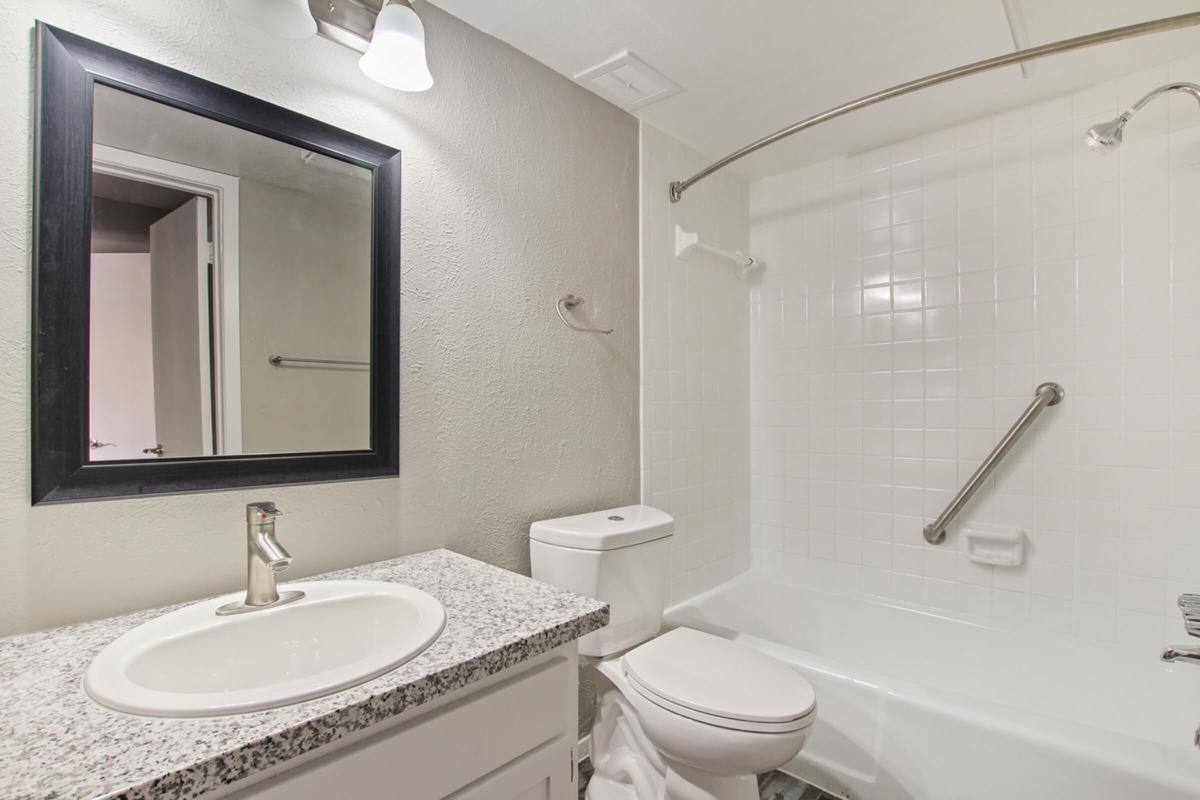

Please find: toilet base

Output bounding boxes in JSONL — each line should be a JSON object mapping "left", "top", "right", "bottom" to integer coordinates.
{"left": 664, "top": 762, "right": 758, "bottom": 800}
{"left": 586, "top": 687, "right": 760, "bottom": 800}
{"left": 585, "top": 765, "right": 757, "bottom": 800}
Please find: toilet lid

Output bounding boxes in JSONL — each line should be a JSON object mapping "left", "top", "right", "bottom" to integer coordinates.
{"left": 622, "top": 628, "right": 816, "bottom": 731}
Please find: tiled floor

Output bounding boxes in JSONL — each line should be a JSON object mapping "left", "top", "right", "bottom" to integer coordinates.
{"left": 757, "top": 770, "right": 838, "bottom": 800}
{"left": 578, "top": 759, "right": 836, "bottom": 799}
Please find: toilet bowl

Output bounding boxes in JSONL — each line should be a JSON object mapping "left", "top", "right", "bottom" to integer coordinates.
{"left": 529, "top": 506, "right": 817, "bottom": 800}
{"left": 588, "top": 627, "right": 816, "bottom": 800}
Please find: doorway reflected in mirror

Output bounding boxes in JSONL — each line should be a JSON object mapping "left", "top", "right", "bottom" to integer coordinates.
{"left": 88, "top": 85, "right": 372, "bottom": 461}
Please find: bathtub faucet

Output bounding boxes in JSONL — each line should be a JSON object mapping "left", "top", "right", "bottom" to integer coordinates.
{"left": 1161, "top": 646, "right": 1200, "bottom": 665}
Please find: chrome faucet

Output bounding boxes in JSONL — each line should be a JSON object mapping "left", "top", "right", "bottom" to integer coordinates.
{"left": 1162, "top": 646, "right": 1200, "bottom": 665}
{"left": 1164, "top": 593, "right": 1200, "bottom": 652}
{"left": 1162, "top": 593, "right": 1200, "bottom": 751}
{"left": 1178, "top": 593, "right": 1200, "bottom": 635}
{"left": 216, "top": 501, "right": 305, "bottom": 615}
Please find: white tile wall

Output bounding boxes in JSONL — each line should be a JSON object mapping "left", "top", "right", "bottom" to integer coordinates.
{"left": 640, "top": 123, "right": 752, "bottom": 604}
{"left": 749, "top": 56, "right": 1200, "bottom": 653}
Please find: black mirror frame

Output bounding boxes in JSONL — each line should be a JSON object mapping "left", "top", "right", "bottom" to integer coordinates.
{"left": 32, "top": 23, "right": 401, "bottom": 504}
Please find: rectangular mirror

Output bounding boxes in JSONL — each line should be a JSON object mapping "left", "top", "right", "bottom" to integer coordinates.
{"left": 89, "top": 85, "right": 372, "bottom": 461}
{"left": 34, "top": 24, "right": 400, "bottom": 503}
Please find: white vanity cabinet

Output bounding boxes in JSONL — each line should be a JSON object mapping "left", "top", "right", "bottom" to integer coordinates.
{"left": 221, "top": 644, "right": 580, "bottom": 800}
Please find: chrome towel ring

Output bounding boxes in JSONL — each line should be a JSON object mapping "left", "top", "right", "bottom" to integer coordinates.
{"left": 557, "top": 294, "right": 613, "bottom": 335}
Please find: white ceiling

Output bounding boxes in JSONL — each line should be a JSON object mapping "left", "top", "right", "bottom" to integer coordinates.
{"left": 426, "top": 0, "right": 1200, "bottom": 180}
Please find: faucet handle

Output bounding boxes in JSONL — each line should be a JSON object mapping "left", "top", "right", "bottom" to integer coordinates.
{"left": 1177, "top": 594, "right": 1200, "bottom": 637}
{"left": 247, "top": 501, "right": 283, "bottom": 523}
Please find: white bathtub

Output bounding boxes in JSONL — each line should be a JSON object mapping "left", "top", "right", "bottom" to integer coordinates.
{"left": 665, "top": 571, "right": 1200, "bottom": 800}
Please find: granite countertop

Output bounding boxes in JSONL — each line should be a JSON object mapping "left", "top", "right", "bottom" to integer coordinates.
{"left": 0, "top": 549, "right": 608, "bottom": 800}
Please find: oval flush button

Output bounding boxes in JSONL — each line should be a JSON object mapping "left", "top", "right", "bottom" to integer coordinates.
{"left": 608, "top": 515, "right": 624, "bottom": 521}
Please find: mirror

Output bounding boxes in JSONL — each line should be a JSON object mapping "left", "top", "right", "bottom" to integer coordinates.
{"left": 33, "top": 24, "right": 400, "bottom": 503}
{"left": 89, "top": 85, "right": 372, "bottom": 461}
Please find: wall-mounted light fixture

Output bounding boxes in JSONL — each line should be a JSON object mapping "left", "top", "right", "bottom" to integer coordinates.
{"left": 358, "top": 1, "right": 432, "bottom": 91}
{"left": 224, "top": 0, "right": 433, "bottom": 92}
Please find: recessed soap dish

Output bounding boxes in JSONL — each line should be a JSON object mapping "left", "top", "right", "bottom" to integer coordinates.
{"left": 963, "top": 527, "right": 1025, "bottom": 567}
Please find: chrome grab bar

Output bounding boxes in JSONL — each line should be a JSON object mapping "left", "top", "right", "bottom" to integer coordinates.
{"left": 268, "top": 355, "right": 369, "bottom": 368}
{"left": 923, "top": 382, "right": 1065, "bottom": 545}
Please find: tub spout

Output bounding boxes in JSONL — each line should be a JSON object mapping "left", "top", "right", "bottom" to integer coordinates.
{"left": 1161, "top": 645, "right": 1200, "bottom": 664}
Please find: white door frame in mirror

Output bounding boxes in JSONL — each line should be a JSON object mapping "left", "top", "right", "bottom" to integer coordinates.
{"left": 91, "top": 144, "right": 243, "bottom": 455}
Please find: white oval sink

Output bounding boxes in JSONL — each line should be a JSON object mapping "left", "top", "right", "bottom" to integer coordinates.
{"left": 85, "top": 580, "right": 446, "bottom": 717}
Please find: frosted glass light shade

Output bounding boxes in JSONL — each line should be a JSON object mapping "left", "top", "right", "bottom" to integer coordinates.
{"left": 225, "top": 0, "right": 316, "bottom": 40}
{"left": 359, "top": 2, "right": 433, "bottom": 92}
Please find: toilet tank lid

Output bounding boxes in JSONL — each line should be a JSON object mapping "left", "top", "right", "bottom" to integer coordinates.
{"left": 529, "top": 505, "right": 674, "bottom": 551}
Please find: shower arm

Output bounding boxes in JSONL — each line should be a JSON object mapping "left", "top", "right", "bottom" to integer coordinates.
{"left": 668, "top": 12, "right": 1200, "bottom": 203}
{"left": 1124, "top": 81, "right": 1200, "bottom": 120}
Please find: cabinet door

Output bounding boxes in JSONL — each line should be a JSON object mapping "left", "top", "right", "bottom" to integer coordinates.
{"left": 223, "top": 655, "right": 573, "bottom": 800}
{"left": 447, "top": 738, "right": 573, "bottom": 800}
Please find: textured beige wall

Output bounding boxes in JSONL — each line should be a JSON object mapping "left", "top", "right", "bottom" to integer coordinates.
{"left": 0, "top": 0, "right": 639, "bottom": 635}
{"left": 238, "top": 179, "right": 372, "bottom": 454}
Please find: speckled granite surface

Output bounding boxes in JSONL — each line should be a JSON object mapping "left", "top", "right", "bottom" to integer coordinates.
{"left": 0, "top": 549, "right": 608, "bottom": 800}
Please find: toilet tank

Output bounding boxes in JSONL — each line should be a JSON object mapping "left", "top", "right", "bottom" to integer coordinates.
{"left": 529, "top": 505, "right": 674, "bottom": 657}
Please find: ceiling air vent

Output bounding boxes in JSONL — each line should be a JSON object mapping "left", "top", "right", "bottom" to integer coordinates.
{"left": 573, "top": 51, "right": 683, "bottom": 110}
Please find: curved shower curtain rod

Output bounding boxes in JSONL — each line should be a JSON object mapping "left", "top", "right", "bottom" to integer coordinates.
{"left": 668, "top": 11, "right": 1200, "bottom": 203}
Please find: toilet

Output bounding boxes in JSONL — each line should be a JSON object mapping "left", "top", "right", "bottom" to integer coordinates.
{"left": 530, "top": 505, "right": 816, "bottom": 800}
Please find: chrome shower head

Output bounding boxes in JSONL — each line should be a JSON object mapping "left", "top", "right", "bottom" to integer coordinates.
{"left": 1082, "top": 82, "right": 1200, "bottom": 154}
{"left": 1083, "top": 115, "right": 1128, "bottom": 153}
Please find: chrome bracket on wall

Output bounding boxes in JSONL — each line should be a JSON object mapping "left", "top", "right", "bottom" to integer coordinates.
{"left": 309, "top": 0, "right": 386, "bottom": 53}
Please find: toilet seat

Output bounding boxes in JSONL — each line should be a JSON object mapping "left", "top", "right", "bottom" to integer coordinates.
{"left": 621, "top": 628, "right": 816, "bottom": 734}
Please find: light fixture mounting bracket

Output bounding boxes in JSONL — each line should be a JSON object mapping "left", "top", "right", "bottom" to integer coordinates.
{"left": 309, "top": 0, "right": 402, "bottom": 53}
